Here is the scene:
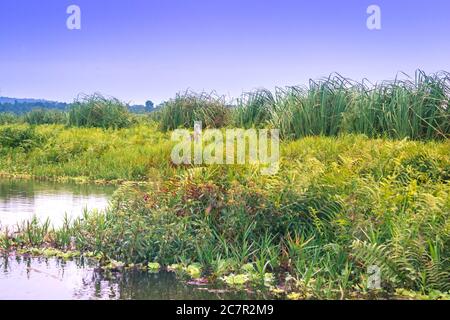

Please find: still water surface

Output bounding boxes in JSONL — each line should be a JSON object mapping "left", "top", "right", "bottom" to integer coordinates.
{"left": 0, "top": 255, "right": 268, "bottom": 300}
{"left": 0, "top": 179, "right": 115, "bottom": 229}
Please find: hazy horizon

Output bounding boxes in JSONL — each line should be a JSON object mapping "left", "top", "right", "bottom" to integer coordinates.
{"left": 1, "top": 0, "right": 450, "bottom": 104}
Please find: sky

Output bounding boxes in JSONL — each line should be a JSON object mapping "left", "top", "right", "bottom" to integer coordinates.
{"left": 0, "top": 0, "right": 449, "bottom": 105}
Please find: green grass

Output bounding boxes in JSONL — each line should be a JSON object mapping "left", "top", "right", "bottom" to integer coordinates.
{"left": 0, "top": 124, "right": 177, "bottom": 181}
{"left": 0, "top": 113, "right": 19, "bottom": 125}
{"left": 0, "top": 109, "right": 67, "bottom": 125}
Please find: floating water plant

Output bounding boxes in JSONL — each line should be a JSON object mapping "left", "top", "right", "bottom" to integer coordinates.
{"left": 221, "top": 274, "right": 250, "bottom": 286}
{"left": 185, "top": 264, "right": 202, "bottom": 279}
{"left": 103, "top": 260, "right": 125, "bottom": 271}
{"left": 148, "top": 262, "right": 161, "bottom": 272}
{"left": 167, "top": 264, "right": 183, "bottom": 272}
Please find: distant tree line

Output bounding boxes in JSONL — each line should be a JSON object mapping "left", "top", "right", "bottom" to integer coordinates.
{"left": 0, "top": 99, "right": 155, "bottom": 114}
{"left": 0, "top": 101, "right": 68, "bottom": 114}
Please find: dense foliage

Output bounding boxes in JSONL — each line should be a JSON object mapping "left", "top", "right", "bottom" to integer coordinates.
{"left": 0, "top": 128, "right": 449, "bottom": 299}
{"left": 0, "top": 70, "right": 449, "bottom": 299}
{"left": 0, "top": 124, "right": 170, "bottom": 181}
{"left": 0, "top": 124, "right": 39, "bottom": 150}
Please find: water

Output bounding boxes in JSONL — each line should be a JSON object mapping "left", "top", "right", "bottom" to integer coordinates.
{"left": 0, "top": 179, "right": 115, "bottom": 229}
{"left": 0, "top": 255, "right": 269, "bottom": 300}
{"left": 0, "top": 179, "right": 270, "bottom": 300}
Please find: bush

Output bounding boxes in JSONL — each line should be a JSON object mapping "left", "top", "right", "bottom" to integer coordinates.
{"left": 0, "top": 124, "right": 38, "bottom": 150}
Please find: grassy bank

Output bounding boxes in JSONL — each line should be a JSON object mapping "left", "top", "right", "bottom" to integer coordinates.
{"left": 0, "top": 123, "right": 177, "bottom": 181}
{"left": 1, "top": 129, "right": 449, "bottom": 299}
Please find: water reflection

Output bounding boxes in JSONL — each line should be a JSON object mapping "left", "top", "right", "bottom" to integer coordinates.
{"left": 0, "top": 179, "right": 115, "bottom": 229}
{"left": 0, "top": 255, "right": 271, "bottom": 300}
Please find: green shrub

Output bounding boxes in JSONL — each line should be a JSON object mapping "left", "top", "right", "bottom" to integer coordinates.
{"left": 0, "top": 124, "right": 38, "bottom": 150}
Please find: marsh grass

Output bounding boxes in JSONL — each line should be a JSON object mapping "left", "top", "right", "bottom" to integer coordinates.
{"left": 235, "top": 70, "right": 450, "bottom": 140}
{"left": 155, "top": 91, "right": 230, "bottom": 131}
{"left": 68, "top": 94, "right": 131, "bottom": 129}
{"left": 0, "top": 113, "right": 19, "bottom": 125}
{"left": 0, "top": 124, "right": 176, "bottom": 181}
{"left": 234, "top": 89, "right": 275, "bottom": 128}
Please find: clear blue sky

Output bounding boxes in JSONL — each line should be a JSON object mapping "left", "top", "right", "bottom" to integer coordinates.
{"left": 0, "top": 0, "right": 449, "bottom": 104}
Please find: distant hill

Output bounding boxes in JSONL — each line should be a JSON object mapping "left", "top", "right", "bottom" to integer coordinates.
{"left": 0, "top": 97, "right": 63, "bottom": 104}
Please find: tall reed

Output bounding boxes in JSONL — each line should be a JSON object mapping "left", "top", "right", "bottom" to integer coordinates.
{"left": 156, "top": 91, "right": 230, "bottom": 131}
{"left": 234, "top": 89, "right": 275, "bottom": 128}
{"left": 68, "top": 94, "right": 131, "bottom": 129}
{"left": 234, "top": 70, "right": 450, "bottom": 140}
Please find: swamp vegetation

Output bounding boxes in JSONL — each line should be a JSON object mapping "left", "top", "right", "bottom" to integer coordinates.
{"left": 0, "top": 71, "right": 449, "bottom": 299}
